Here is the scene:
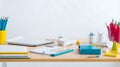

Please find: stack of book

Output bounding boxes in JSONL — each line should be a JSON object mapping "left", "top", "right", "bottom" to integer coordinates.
{"left": 0, "top": 45, "right": 29, "bottom": 58}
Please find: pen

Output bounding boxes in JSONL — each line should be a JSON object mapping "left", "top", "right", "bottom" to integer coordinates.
{"left": 0, "top": 18, "right": 2, "bottom": 30}
{"left": 86, "top": 56, "right": 99, "bottom": 58}
{"left": 0, "top": 18, "right": 4, "bottom": 30}
{"left": 0, "top": 17, "right": 8, "bottom": 30}
{"left": 2, "top": 17, "right": 8, "bottom": 30}
{"left": 50, "top": 49, "right": 74, "bottom": 57}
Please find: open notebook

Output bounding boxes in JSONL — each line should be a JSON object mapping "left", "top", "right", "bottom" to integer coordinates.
{"left": 30, "top": 46, "right": 74, "bottom": 57}
{"left": 30, "top": 46, "right": 60, "bottom": 55}
{"left": 7, "top": 37, "right": 54, "bottom": 47}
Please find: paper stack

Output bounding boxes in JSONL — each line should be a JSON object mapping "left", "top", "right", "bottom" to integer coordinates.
{"left": 0, "top": 45, "right": 29, "bottom": 58}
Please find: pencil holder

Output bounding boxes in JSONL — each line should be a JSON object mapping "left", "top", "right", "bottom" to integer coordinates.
{"left": 0, "top": 30, "right": 7, "bottom": 45}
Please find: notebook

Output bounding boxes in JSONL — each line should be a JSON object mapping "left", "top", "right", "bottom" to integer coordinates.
{"left": 30, "top": 46, "right": 74, "bottom": 57}
{"left": 0, "top": 56, "right": 29, "bottom": 59}
{"left": 30, "top": 46, "right": 60, "bottom": 55}
{"left": 7, "top": 37, "right": 54, "bottom": 47}
{"left": 0, "top": 45, "right": 29, "bottom": 58}
{"left": 0, "top": 45, "right": 28, "bottom": 54}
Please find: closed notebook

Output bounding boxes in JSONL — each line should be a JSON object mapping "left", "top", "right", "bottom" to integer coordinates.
{"left": 7, "top": 37, "right": 54, "bottom": 47}
{"left": 0, "top": 56, "right": 29, "bottom": 59}
{"left": 0, "top": 45, "right": 28, "bottom": 54}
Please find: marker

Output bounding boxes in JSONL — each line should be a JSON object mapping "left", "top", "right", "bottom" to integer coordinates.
{"left": 2, "top": 18, "right": 8, "bottom": 30}
{"left": 50, "top": 49, "right": 74, "bottom": 57}
{"left": 0, "top": 18, "right": 4, "bottom": 30}
{"left": 0, "top": 17, "right": 8, "bottom": 30}
{"left": 86, "top": 56, "right": 99, "bottom": 58}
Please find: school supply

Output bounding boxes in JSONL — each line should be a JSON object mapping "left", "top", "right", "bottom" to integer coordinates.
{"left": 0, "top": 45, "right": 28, "bottom": 54}
{"left": 84, "top": 55, "right": 100, "bottom": 58}
{"left": 105, "top": 41, "right": 119, "bottom": 57}
{"left": 105, "top": 51, "right": 118, "bottom": 57}
{"left": 106, "top": 19, "right": 120, "bottom": 43}
{"left": 79, "top": 44, "right": 101, "bottom": 55}
{"left": 0, "top": 30, "right": 7, "bottom": 44}
{"left": 111, "top": 41, "right": 119, "bottom": 53}
{"left": 51, "top": 49, "right": 73, "bottom": 57}
{"left": 30, "top": 46, "right": 60, "bottom": 55}
{"left": 102, "top": 47, "right": 109, "bottom": 53}
{"left": 7, "top": 37, "right": 54, "bottom": 47}
{"left": 0, "top": 45, "right": 29, "bottom": 58}
{"left": 30, "top": 46, "right": 74, "bottom": 57}
{"left": 0, "top": 17, "right": 8, "bottom": 45}
{"left": 0, "top": 17, "right": 8, "bottom": 30}
{"left": 98, "top": 32, "right": 103, "bottom": 43}
{"left": 88, "top": 32, "right": 107, "bottom": 47}
{"left": 95, "top": 42, "right": 108, "bottom": 47}
{"left": 89, "top": 33, "right": 96, "bottom": 44}
{"left": 57, "top": 37, "right": 77, "bottom": 46}
{"left": 0, "top": 56, "right": 29, "bottom": 59}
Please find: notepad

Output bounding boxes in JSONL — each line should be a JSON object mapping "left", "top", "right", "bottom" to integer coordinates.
{"left": 30, "top": 46, "right": 60, "bottom": 55}
{"left": 0, "top": 45, "right": 29, "bottom": 58}
{"left": 0, "top": 45, "right": 28, "bottom": 54}
{"left": 7, "top": 37, "right": 54, "bottom": 47}
{"left": 30, "top": 46, "right": 73, "bottom": 57}
{"left": 0, "top": 55, "right": 29, "bottom": 59}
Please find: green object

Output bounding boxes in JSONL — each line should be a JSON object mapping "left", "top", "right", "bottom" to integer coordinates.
{"left": 117, "top": 22, "right": 120, "bottom": 26}
{"left": 111, "top": 41, "right": 118, "bottom": 52}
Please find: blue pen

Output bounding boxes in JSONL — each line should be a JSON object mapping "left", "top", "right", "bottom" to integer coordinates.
{"left": 0, "top": 18, "right": 4, "bottom": 30}
{"left": 50, "top": 49, "right": 74, "bottom": 57}
{"left": 2, "top": 19, "right": 8, "bottom": 30}
{"left": 0, "top": 18, "right": 2, "bottom": 30}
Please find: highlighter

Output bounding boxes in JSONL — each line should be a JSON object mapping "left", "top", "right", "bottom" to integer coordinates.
{"left": 51, "top": 49, "right": 74, "bottom": 57}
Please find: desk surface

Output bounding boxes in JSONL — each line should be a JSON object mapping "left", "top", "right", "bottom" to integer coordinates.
{"left": 0, "top": 43, "right": 120, "bottom": 62}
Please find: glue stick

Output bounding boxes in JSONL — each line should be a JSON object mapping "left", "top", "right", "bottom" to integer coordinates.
{"left": 89, "top": 32, "right": 96, "bottom": 44}
{"left": 98, "top": 32, "right": 102, "bottom": 43}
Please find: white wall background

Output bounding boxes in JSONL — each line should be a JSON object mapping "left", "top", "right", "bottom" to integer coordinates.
{"left": 1, "top": 0, "right": 120, "bottom": 40}
{"left": 0, "top": 0, "right": 120, "bottom": 67}
{"left": 0, "top": 0, "right": 3, "bottom": 15}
